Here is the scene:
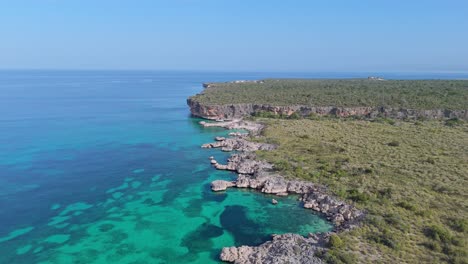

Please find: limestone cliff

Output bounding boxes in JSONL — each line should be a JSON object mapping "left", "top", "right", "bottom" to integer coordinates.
{"left": 187, "top": 98, "right": 468, "bottom": 120}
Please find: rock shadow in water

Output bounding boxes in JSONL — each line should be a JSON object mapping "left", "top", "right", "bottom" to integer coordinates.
{"left": 220, "top": 205, "right": 270, "bottom": 246}
{"left": 202, "top": 183, "right": 227, "bottom": 203}
{"left": 180, "top": 222, "right": 224, "bottom": 254}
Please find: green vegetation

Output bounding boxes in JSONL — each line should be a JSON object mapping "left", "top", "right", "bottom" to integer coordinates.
{"left": 253, "top": 118, "right": 467, "bottom": 263}
{"left": 191, "top": 79, "right": 468, "bottom": 109}
{"left": 328, "top": 234, "right": 344, "bottom": 249}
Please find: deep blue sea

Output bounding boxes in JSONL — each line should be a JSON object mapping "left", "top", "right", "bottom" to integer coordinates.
{"left": 0, "top": 70, "right": 466, "bottom": 264}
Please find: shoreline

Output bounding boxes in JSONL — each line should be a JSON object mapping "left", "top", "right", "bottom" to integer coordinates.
{"left": 199, "top": 119, "right": 364, "bottom": 263}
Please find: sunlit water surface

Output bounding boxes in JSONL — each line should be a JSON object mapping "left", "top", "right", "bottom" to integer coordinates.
{"left": 0, "top": 71, "right": 335, "bottom": 264}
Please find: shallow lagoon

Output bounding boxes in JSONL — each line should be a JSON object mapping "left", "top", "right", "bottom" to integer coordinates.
{"left": 0, "top": 71, "right": 332, "bottom": 263}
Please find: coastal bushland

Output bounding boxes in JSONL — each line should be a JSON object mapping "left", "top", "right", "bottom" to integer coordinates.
{"left": 191, "top": 79, "right": 468, "bottom": 110}
{"left": 253, "top": 118, "right": 467, "bottom": 264}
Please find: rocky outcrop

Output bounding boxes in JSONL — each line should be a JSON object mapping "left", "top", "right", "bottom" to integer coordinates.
{"left": 220, "top": 233, "right": 328, "bottom": 264}
{"left": 202, "top": 137, "right": 275, "bottom": 152}
{"left": 187, "top": 98, "right": 468, "bottom": 121}
{"left": 199, "top": 120, "right": 264, "bottom": 134}
{"left": 211, "top": 180, "right": 236, "bottom": 191}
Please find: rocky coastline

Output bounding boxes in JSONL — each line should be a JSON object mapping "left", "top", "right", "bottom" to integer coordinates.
{"left": 188, "top": 98, "right": 468, "bottom": 121}
{"left": 199, "top": 119, "right": 364, "bottom": 263}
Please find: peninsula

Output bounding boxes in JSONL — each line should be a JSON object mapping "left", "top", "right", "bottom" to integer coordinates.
{"left": 188, "top": 79, "right": 468, "bottom": 264}
{"left": 188, "top": 79, "right": 468, "bottom": 121}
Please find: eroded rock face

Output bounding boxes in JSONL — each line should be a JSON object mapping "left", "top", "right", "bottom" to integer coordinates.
{"left": 188, "top": 99, "right": 468, "bottom": 121}
{"left": 220, "top": 234, "right": 327, "bottom": 264}
{"left": 211, "top": 180, "right": 236, "bottom": 191}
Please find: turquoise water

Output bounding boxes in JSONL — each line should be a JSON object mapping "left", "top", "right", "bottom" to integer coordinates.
{"left": 0, "top": 71, "right": 332, "bottom": 264}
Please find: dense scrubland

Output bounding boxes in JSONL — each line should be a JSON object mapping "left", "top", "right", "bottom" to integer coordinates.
{"left": 252, "top": 116, "right": 467, "bottom": 264}
{"left": 191, "top": 79, "right": 468, "bottom": 109}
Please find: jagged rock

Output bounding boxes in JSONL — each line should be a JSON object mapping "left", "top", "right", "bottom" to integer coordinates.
{"left": 229, "top": 132, "right": 248, "bottom": 137}
{"left": 287, "top": 180, "right": 318, "bottom": 194}
{"left": 235, "top": 174, "right": 252, "bottom": 188}
{"left": 214, "top": 164, "right": 228, "bottom": 170}
{"left": 219, "top": 234, "right": 327, "bottom": 264}
{"left": 261, "top": 178, "right": 288, "bottom": 194}
{"left": 202, "top": 137, "right": 275, "bottom": 152}
{"left": 221, "top": 147, "right": 233, "bottom": 152}
{"left": 334, "top": 214, "right": 345, "bottom": 224}
{"left": 304, "top": 200, "right": 319, "bottom": 210}
{"left": 215, "top": 136, "right": 226, "bottom": 141}
{"left": 211, "top": 180, "right": 236, "bottom": 191}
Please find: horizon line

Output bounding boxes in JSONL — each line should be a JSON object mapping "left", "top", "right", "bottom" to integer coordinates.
{"left": 1, "top": 68, "right": 468, "bottom": 75}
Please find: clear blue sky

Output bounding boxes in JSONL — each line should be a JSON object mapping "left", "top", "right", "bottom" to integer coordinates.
{"left": 1, "top": 0, "right": 467, "bottom": 72}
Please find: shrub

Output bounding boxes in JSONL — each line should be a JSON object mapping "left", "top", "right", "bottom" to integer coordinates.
{"left": 347, "top": 189, "right": 370, "bottom": 203}
{"left": 373, "top": 117, "right": 396, "bottom": 125}
{"left": 368, "top": 231, "right": 400, "bottom": 250}
{"left": 445, "top": 118, "right": 463, "bottom": 127}
{"left": 378, "top": 188, "right": 393, "bottom": 199}
{"left": 443, "top": 245, "right": 468, "bottom": 264}
{"left": 396, "top": 201, "right": 417, "bottom": 211}
{"left": 449, "top": 218, "right": 468, "bottom": 233}
{"left": 253, "top": 111, "right": 278, "bottom": 118}
{"left": 324, "top": 250, "right": 358, "bottom": 264}
{"left": 384, "top": 213, "right": 407, "bottom": 231}
{"left": 425, "top": 225, "right": 452, "bottom": 243}
{"left": 366, "top": 215, "right": 386, "bottom": 229}
{"left": 306, "top": 113, "right": 320, "bottom": 120}
{"left": 274, "top": 160, "right": 291, "bottom": 171}
{"left": 288, "top": 112, "right": 301, "bottom": 119}
{"left": 422, "top": 241, "right": 442, "bottom": 252}
{"left": 328, "top": 234, "right": 344, "bottom": 249}
{"left": 425, "top": 157, "right": 436, "bottom": 164}
{"left": 387, "top": 141, "right": 400, "bottom": 147}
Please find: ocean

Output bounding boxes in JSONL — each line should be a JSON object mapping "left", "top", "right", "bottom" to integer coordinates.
{"left": 0, "top": 70, "right": 334, "bottom": 264}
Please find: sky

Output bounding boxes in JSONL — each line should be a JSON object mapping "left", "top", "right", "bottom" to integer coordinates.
{"left": 0, "top": 0, "right": 467, "bottom": 72}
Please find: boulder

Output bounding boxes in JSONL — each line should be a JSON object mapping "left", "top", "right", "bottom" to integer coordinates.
{"left": 272, "top": 199, "right": 278, "bottom": 205}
